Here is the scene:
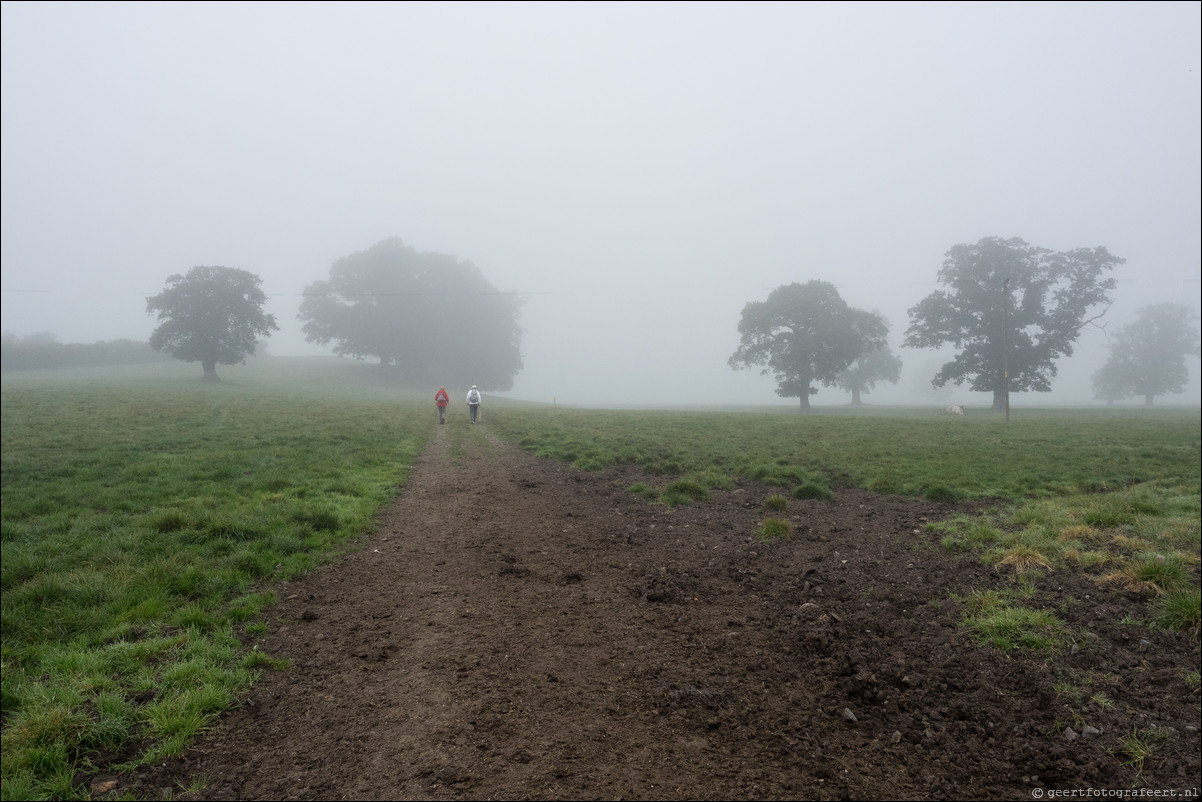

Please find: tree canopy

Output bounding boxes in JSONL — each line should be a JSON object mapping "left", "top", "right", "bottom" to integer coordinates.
{"left": 1092, "top": 303, "right": 1200, "bottom": 406}
{"left": 146, "top": 266, "right": 278, "bottom": 381}
{"left": 298, "top": 238, "right": 524, "bottom": 390}
{"left": 904, "top": 236, "right": 1121, "bottom": 409}
{"left": 837, "top": 342, "right": 903, "bottom": 405}
{"left": 729, "top": 280, "right": 887, "bottom": 411}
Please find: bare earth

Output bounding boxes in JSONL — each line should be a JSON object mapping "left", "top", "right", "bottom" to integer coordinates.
{"left": 117, "top": 421, "right": 1200, "bottom": 800}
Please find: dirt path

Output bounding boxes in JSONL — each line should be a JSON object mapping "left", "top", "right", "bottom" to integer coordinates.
{"left": 121, "top": 421, "right": 1200, "bottom": 800}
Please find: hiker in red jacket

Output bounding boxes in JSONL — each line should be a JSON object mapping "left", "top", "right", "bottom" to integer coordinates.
{"left": 434, "top": 386, "right": 450, "bottom": 424}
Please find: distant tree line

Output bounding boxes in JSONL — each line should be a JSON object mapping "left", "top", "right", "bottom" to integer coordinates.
{"left": 123, "top": 234, "right": 1195, "bottom": 404}
{"left": 0, "top": 333, "right": 172, "bottom": 373}
{"left": 141, "top": 241, "right": 525, "bottom": 387}
{"left": 731, "top": 236, "right": 1135, "bottom": 411}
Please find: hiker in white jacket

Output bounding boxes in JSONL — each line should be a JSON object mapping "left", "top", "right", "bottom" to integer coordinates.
{"left": 466, "top": 386, "right": 482, "bottom": 423}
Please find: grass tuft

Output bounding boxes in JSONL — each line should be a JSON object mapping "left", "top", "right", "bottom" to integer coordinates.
{"left": 757, "top": 518, "right": 793, "bottom": 542}
{"left": 994, "top": 544, "right": 1052, "bottom": 575}
{"left": 628, "top": 482, "right": 660, "bottom": 502}
{"left": 923, "top": 483, "right": 962, "bottom": 503}
{"left": 762, "top": 494, "right": 789, "bottom": 512}
{"left": 661, "top": 480, "right": 709, "bottom": 508}
{"left": 1114, "top": 726, "right": 1171, "bottom": 779}
{"left": 1152, "top": 589, "right": 1201, "bottom": 636}
{"left": 792, "top": 481, "right": 833, "bottom": 501}
{"left": 1132, "top": 553, "right": 1191, "bottom": 595}
{"left": 961, "top": 590, "right": 1067, "bottom": 652}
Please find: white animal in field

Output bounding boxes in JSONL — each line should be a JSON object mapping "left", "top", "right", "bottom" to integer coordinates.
{"left": 944, "top": 404, "right": 965, "bottom": 415}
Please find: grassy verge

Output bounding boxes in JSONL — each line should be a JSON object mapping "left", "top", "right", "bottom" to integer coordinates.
{"left": 1, "top": 360, "right": 429, "bottom": 800}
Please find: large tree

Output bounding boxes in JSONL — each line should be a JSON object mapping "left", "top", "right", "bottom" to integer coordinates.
{"left": 1092, "top": 303, "right": 1200, "bottom": 406}
{"left": 146, "top": 266, "right": 278, "bottom": 381}
{"left": 729, "top": 280, "right": 887, "bottom": 411}
{"left": 904, "top": 236, "right": 1121, "bottom": 409}
{"left": 837, "top": 342, "right": 903, "bottom": 405}
{"left": 298, "top": 238, "right": 524, "bottom": 390}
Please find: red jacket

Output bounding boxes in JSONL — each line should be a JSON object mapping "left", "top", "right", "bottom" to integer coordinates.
{"left": 434, "top": 389, "right": 449, "bottom": 407}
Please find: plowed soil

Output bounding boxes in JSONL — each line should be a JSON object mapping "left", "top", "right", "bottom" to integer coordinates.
{"left": 115, "top": 421, "right": 1200, "bottom": 800}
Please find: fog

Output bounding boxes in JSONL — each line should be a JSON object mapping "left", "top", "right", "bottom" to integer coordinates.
{"left": 3, "top": 1, "right": 1199, "bottom": 407}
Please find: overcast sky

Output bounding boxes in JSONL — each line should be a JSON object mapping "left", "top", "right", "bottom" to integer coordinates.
{"left": 3, "top": 1, "right": 1199, "bottom": 406}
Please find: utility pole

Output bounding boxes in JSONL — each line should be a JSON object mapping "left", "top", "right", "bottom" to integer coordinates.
{"left": 1003, "top": 277, "right": 1010, "bottom": 423}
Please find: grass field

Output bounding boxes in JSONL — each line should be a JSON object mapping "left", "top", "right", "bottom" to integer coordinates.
{"left": 2, "top": 358, "right": 1199, "bottom": 800}
{"left": 487, "top": 404, "right": 1200, "bottom": 499}
{"left": 1, "top": 359, "right": 431, "bottom": 800}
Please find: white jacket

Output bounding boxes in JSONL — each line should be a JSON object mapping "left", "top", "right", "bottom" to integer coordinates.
{"left": 467, "top": 389, "right": 482, "bottom": 405}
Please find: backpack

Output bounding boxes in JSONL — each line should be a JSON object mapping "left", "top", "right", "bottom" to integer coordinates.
{"left": 469, "top": 390, "right": 480, "bottom": 403}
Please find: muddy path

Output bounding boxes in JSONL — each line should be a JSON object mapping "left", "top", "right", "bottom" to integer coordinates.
{"left": 119, "top": 421, "right": 1201, "bottom": 800}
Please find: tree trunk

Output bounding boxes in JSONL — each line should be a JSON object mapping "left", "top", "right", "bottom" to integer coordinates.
{"left": 850, "top": 388, "right": 862, "bottom": 406}
{"left": 202, "top": 360, "right": 220, "bottom": 382}
{"left": 992, "top": 388, "right": 1006, "bottom": 410}
{"left": 798, "top": 393, "right": 812, "bottom": 413}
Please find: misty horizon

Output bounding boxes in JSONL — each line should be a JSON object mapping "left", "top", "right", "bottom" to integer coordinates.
{"left": 2, "top": 2, "right": 1199, "bottom": 407}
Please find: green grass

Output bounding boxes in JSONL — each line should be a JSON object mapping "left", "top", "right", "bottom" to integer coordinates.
{"left": 929, "top": 480, "right": 1199, "bottom": 614}
{"left": 793, "top": 481, "right": 834, "bottom": 500}
{"left": 489, "top": 406, "right": 1201, "bottom": 500}
{"left": 1114, "top": 725, "right": 1172, "bottom": 780}
{"left": 1152, "top": 589, "right": 1201, "bottom": 636}
{"left": 960, "top": 589, "right": 1069, "bottom": 652}
{"left": 661, "top": 479, "right": 709, "bottom": 508}
{"left": 2, "top": 359, "right": 429, "bottom": 800}
{"left": 762, "top": 494, "right": 789, "bottom": 512}
{"left": 627, "top": 482, "right": 660, "bottom": 502}
{"left": 757, "top": 517, "right": 794, "bottom": 542}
